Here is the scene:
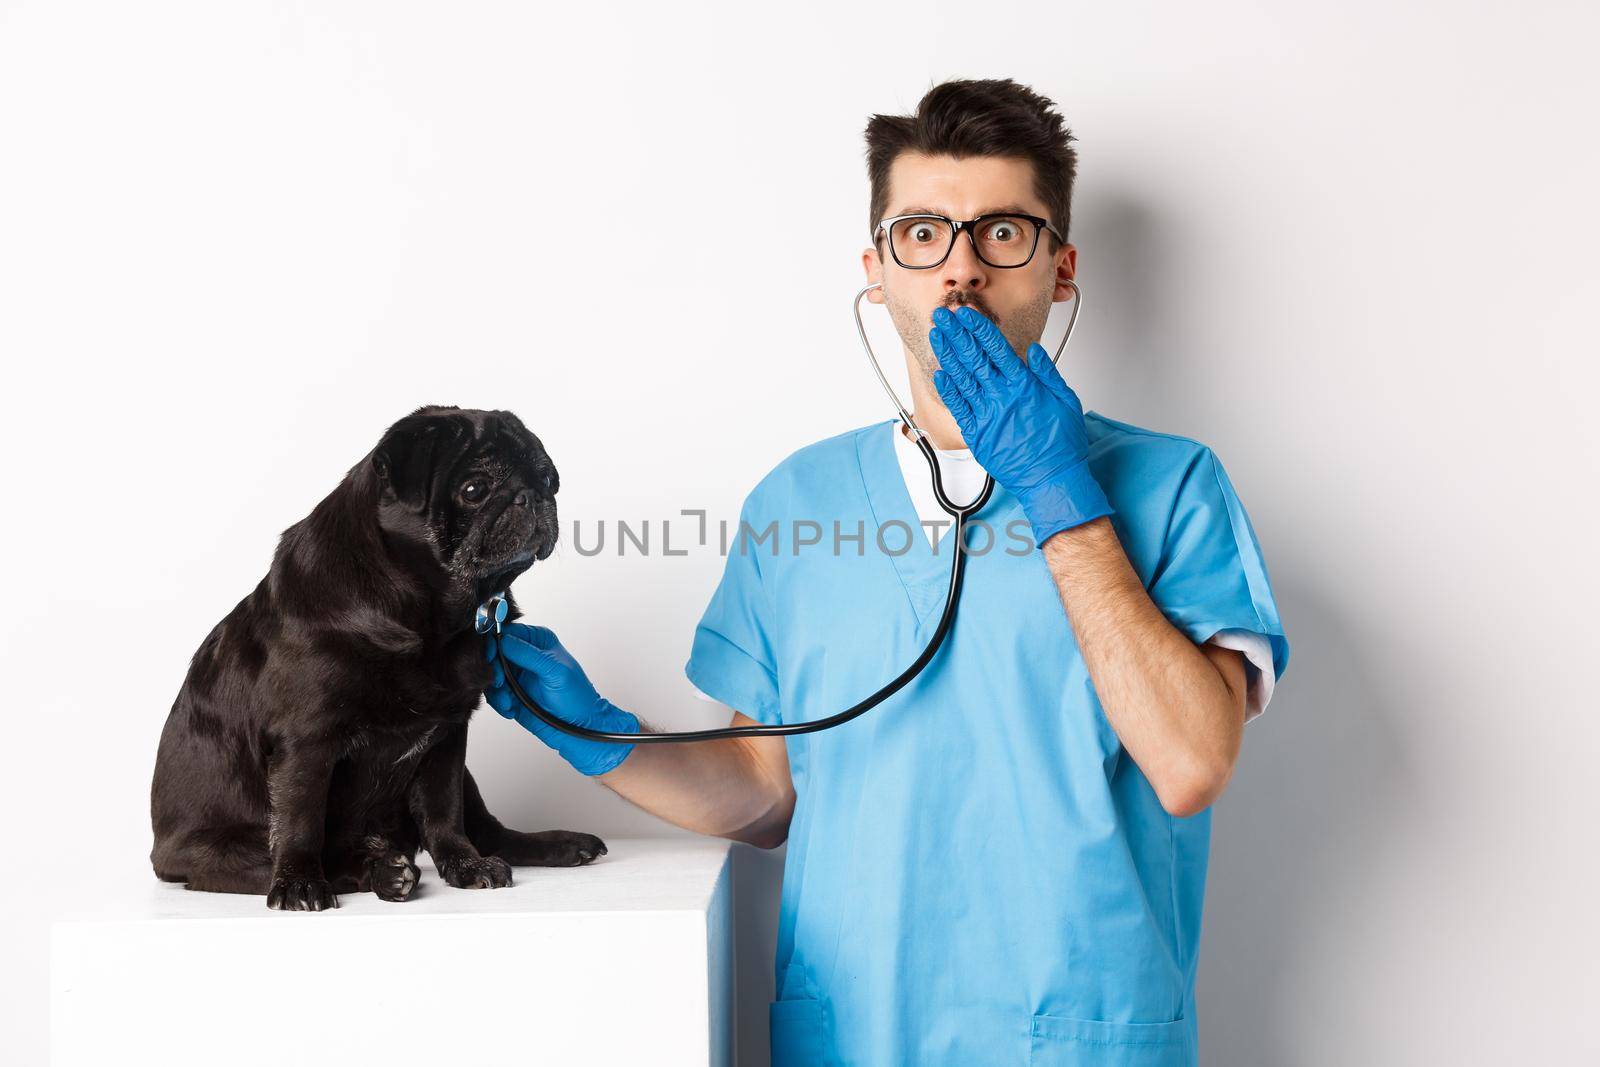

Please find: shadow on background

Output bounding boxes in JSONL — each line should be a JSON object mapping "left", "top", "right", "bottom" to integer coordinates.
{"left": 1197, "top": 574, "right": 1404, "bottom": 1063}
{"left": 1075, "top": 190, "right": 1407, "bottom": 1062}
{"left": 1066, "top": 190, "right": 1174, "bottom": 411}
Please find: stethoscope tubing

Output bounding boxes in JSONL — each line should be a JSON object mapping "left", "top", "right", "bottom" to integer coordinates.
{"left": 495, "top": 434, "right": 992, "bottom": 742}
{"left": 492, "top": 280, "right": 1080, "bottom": 743}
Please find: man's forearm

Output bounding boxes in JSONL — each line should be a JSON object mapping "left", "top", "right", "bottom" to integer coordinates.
{"left": 597, "top": 726, "right": 791, "bottom": 848}
{"left": 1041, "top": 517, "right": 1246, "bottom": 817}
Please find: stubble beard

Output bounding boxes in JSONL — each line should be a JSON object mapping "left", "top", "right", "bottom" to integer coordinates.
{"left": 884, "top": 283, "right": 1056, "bottom": 389}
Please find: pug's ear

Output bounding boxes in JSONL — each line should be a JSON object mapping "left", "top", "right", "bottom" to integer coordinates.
{"left": 373, "top": 419, "right": 438, "bottom": 508}
{"left": 371, "top": 445, "right": 400, "bottom": 504}
{"left": 372, "top": 435, "right": 407, "bottom": 506}
{"left": 373, "top": 409, "right": 472, "bottom": 509}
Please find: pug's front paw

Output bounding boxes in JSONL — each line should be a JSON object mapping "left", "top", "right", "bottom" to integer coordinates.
{"left": 267, "top": 874, "right": 338, "bottom": 911}
{"left": 438, "top": 854, "right": 513, "bottom": 889}
{"left": 369, "top": 851, "right": 421, "bottom": 901}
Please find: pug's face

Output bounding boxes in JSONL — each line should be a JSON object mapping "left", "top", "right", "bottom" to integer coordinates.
{"left": 371, "top": 406, "right": 558, "bottom": 585}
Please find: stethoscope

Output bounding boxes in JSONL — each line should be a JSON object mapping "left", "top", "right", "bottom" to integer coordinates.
{"left": 482, "top": 279, "right": 1082, "bottom": 743}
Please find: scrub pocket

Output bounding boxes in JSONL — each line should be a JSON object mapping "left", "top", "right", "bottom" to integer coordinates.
{"left": 769, "top": 996, "right": 840, "bottom": 1067}
{"left": 1028, "top": 1013, "right": 1193, "bottom": 1067}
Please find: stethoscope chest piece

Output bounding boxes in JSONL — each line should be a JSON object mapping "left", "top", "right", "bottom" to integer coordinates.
{"left": 475, "top": 593, "right": 509, "bottom": 636}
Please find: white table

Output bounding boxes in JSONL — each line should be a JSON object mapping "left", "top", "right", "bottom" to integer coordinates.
{"left": 50, "top": 837, "right": 733, "bottom": 1067}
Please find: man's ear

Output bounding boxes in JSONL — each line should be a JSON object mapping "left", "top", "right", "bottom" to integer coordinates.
{"left": 862, "top": 246, "right": 887, "bottom": 305}
{"left": 1052, "top": 242, "right": 1079, "bottom": 303}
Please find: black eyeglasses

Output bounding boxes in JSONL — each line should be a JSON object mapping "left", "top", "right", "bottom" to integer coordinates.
{"left": 874, "top": 212, "right": 1065, "bottom": 270}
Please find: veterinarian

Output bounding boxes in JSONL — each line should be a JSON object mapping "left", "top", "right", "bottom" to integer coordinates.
{"left": 485, "top": 78, "right": 1288, "bottom": 1067}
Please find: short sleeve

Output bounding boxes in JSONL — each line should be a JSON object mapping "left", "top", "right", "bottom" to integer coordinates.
{"left": 1149, "top": 448, "right": 1290, "bottom": 705}
{"left": 684, "top": 493, "right": 783, "bottom": 725}
{"left": 1206, "top": 628, "right": 1277, "bottom": 724}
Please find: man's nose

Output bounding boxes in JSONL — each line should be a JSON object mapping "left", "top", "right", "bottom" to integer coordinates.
{"left": 938, "top": 230, "right": 988, "bottom": 292}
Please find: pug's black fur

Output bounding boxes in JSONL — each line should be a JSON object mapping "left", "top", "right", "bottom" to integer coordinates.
{"left": 151, "top": 406, "right": 605, "bottom": 911}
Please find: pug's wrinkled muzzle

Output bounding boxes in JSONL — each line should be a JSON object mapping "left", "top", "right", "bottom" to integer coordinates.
{"left": 476, "top": 489, "right": 555, "bottom": 572}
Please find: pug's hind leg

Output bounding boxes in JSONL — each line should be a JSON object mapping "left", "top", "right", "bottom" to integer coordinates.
{"left": 490, "top": 829, "right": 608, "bottom": 867}
{"left": 186, "top": 863, "right": 275, "bottom": 894}
{"left": 462, "top": 766, "right": 607, "bottom": 867}
{"left": 157, "top": 825, "right": 274, "bottom": 895}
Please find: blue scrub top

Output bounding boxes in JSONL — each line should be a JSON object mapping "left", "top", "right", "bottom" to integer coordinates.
{"left": 685, "top": 415, "right": 1289, "bottom": 1067}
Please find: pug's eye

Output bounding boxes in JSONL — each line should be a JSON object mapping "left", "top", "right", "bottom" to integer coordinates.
{"left": 459, "top": 479, "right": 488, "bottom": 505}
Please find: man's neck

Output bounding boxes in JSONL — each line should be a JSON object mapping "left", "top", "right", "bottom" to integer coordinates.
{"left": 900, "top": 414, "right": 968, "bottom": 452}
{"left": 899, "top": 357, "right": 969, "bottom": 449}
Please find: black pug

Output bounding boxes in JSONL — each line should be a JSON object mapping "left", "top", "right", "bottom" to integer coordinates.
{"left": 151, "top": 405, "right": 605, "bottom": 911}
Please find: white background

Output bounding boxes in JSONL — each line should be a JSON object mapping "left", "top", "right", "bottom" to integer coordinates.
{"left": 3, "top": 2, "right": 1597, "bottom": 1064}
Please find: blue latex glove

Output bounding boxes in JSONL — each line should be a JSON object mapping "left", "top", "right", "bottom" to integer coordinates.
{"left": 483, "top": 623, "right": 638, "bottom": 776}
{"left": 929, "top": 305, "right": 1113, "bottom": 547}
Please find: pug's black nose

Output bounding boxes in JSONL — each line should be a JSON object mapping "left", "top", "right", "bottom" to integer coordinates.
{"left": 513, "top": 490, "right": 532, "bottom": 508}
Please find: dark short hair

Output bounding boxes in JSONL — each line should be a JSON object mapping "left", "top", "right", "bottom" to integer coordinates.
{"left": 864, "top": 78, "right": 1079, "bottom": 247}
